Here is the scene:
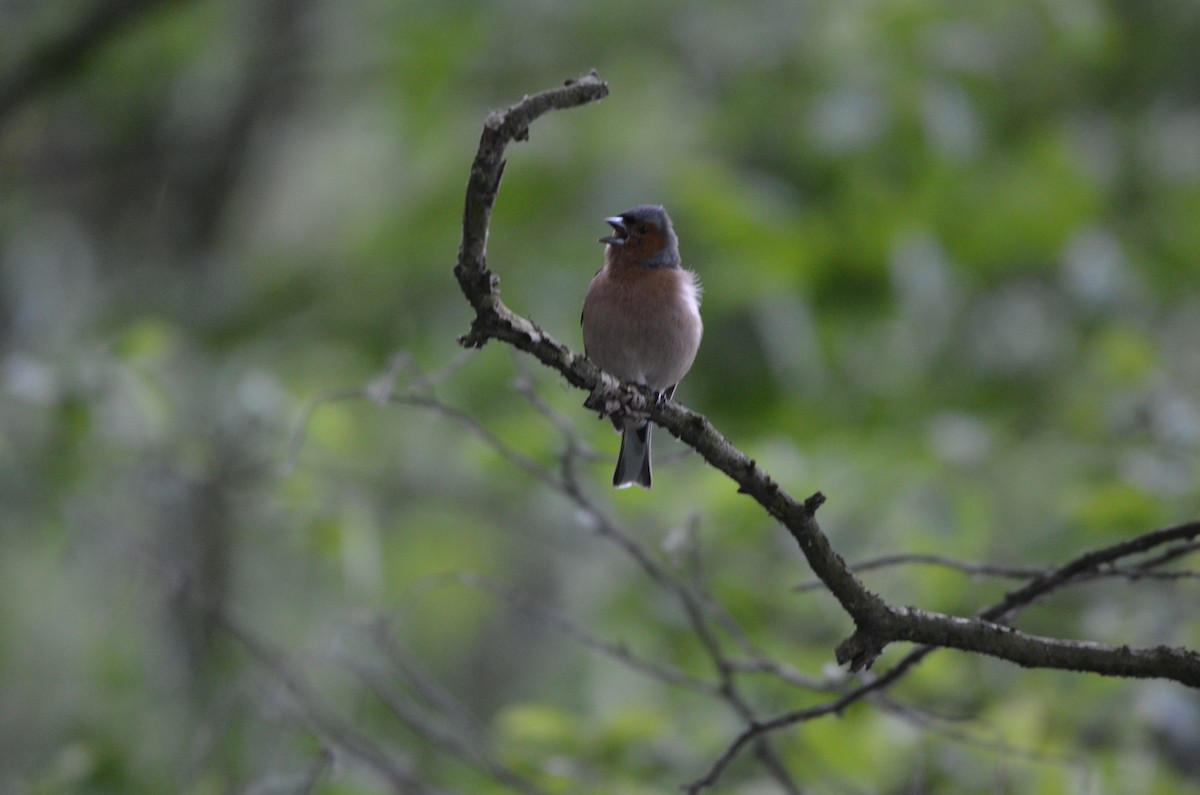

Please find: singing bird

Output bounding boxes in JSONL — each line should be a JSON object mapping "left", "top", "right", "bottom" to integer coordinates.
{"left": 581, "top": 205, "right": 703, "bottom": 488}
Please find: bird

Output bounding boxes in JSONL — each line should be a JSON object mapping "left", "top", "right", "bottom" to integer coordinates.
{"left": 581, "top": 205, "right": 703, "bottom": 489}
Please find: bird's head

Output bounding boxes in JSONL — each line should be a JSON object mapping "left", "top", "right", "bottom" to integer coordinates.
{"left": 599, "top": 205, "right": 680, "bottom": 268}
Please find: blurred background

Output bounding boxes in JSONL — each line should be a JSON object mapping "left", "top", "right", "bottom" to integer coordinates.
{"left": 3, "top": 0, "right": 1200, "bottom": 792}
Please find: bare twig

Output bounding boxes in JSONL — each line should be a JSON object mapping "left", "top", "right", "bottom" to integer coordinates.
{"left": 212, "top": 610, "right": 429, "bottom": 794}
{"left": 979, "top": 519, "right": 1200, "bottom": 625}
{"left": 367, "top": 619, "right": 489, "bottom": 745}
{"left": 793, "top": 553, "right": 1044, "bottom": 592}
{"left": 433, "top": 571, "right": 722, "bottom": 697}
{"left": 688, "top": 518, "right": 1200, "bottom": 789}
{"left": 335, "top": 646, "right": 550, "bottom": 795}
{"left": 876, "top": 695, "right": 1091, "bottom": 777}
{"left": 685, "top": 648, "right": 934, "bottom": 793}
{"left": 794, "top": 546, "right": 1200, "bottom": 593}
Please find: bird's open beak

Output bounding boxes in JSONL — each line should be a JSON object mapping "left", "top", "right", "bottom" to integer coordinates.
{"left": 598, "top": 216, "right": 627, "bottom": 246}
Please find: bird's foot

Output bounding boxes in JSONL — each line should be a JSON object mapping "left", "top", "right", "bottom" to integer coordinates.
{"left": 584, "top": 380, "right": 651, "bottom": 423}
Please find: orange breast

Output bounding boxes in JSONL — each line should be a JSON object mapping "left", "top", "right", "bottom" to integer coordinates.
{"left": 582, "top": 263, "right": 702, "bottom": 392}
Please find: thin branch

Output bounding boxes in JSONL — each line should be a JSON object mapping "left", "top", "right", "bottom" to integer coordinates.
{"left": 545, "top": 408, "right": 800, "bottom": 793}
{"left": 336, "top": 648, "right": 550, "bottom": 795}
{"left": 875, "top": 695, "right": 1091, "bottom": 776}
{"left": 393, "top": 393, "right": 560, "bottom": 486}
{"left": 1125, "top": 540, "right": 1200, "bottom": 578}
{"left": 441, "top": 572, "right": 723, "bottom": 697}
{"left": 793, "top": 554, "right": 1044, "bottom": 592}
{"left": 979, "top": 520, "right": 1200, "bottom": 624}
{"left": 685, "top": 647, "right": 934, "bottom": 793}
{"left": 246, "top": 750, "right": 333, "bottom": 795}
{"left": 794, "top": 544, "right": 1200, "bottom": 593}
{"left": 212, "top": 609, "right": 429, "bottom": 794}
{"left": 689, "top": 520, "right": 1200, "bottom": 789}
{"left": 724, "top": 657, "right": 837, "bottom": 691}
{"left": 282, "top": 386, "right": 363, "bottom": 475}
{"left": 367, "top": 619, "right": 491, "bottom": 744}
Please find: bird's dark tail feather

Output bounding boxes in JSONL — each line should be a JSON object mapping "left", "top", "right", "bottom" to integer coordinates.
{"left": 613, "top": 423, "right": 652, "bottom": 489}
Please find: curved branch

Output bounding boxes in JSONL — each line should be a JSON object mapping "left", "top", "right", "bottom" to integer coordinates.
{"left": 452, "top": 74, "right": 1200, "bottom": 691}
{"left": 455, "top": 70, "right": 609, "bottom": 351}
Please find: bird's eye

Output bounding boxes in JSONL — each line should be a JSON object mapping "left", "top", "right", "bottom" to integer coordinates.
{"left": 636, "top": 224, "right": 649, "bottom": 235}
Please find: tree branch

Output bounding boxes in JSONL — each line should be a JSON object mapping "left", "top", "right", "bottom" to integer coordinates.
{"left": 689, "top": 518, "right": 1200, "bottom": 788}
{"left": 452, "top": 73, "right": 1200, "bottom": 693}
{"left": 211, "top": 609, "right": 428, "bottom": 793}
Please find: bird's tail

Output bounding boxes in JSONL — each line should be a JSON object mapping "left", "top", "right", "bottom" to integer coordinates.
{"left": 613, "top": 422, "right": 652, "bottom": 489}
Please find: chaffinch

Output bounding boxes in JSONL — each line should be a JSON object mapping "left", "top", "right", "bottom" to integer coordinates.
{"left": 581, "top": 205, "right": 703, "bottom": 488}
